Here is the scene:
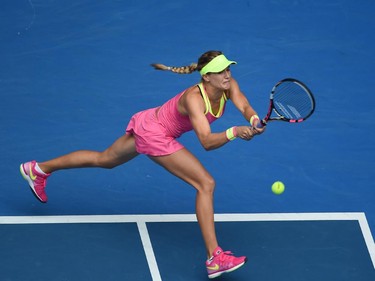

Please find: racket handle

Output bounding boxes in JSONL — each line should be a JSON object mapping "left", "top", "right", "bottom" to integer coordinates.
{"left": 257, "top": 119, "right": 266, "bottom": 128}
{"left": 253, "top": 119, "right": 266, "bottom": 128}
{"left": 250, "top": 115, "right": 266, "bottom": 128}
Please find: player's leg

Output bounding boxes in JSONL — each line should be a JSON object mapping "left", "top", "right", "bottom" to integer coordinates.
{"left": 38, "top": 134, "right": 138, "bottom": 173}
{"left": 20, "top": 134, "right": 138, "bottom": 202}
{"left": 149, "top": 148, "right": 247, "bottom": 278}
{"left": 149, "top": 148, "right": 217, "bottom": 257}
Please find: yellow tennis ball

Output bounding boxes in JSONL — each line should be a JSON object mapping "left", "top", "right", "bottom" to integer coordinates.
{"left": 272, "top": 181, "right": 285, "bottom": 195}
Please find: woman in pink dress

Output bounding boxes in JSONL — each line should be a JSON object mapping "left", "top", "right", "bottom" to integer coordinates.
{"left": 20, "top": 50, "right": 265, "bottom": 279}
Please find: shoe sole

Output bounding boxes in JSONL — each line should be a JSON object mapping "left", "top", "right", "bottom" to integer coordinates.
{"left": 19, "top": 164, "right": 47, "bottom": 203}
{"left": 208, "top": 258, "right": 247, "bottom": 279}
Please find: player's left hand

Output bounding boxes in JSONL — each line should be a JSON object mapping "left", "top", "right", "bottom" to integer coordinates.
{"left": 236, "top": 126, "right": 257, "bottom": 141}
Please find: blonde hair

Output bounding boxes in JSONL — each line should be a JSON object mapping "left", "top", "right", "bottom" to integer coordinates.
{"left": 151, "top": 50, "right": 223, "bottom": 75}
{"left": 151, "top": 63, "right": 198, "bottom": 74}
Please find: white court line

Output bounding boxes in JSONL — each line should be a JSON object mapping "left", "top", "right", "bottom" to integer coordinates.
{"left": 357, "top": 214, "right": 375, "bottom": 269}
{"left": 137, "top": 222, "right": 162, "bottom": 281}
{"left": 0, "top": 212, "right": 374, "bottom": 270}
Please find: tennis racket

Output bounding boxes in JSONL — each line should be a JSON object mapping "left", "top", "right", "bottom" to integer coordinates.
{"left": 256, "top": 78, "right": 315, "bottom": 127}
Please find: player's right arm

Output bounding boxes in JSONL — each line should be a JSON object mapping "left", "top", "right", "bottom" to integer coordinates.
{"left": 180, "top": 87, "right": 255, "bottom": 150}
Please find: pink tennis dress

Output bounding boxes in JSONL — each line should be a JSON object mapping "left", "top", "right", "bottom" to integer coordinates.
{"left": 126, "top": 83, "right": 227, "bottom": 156}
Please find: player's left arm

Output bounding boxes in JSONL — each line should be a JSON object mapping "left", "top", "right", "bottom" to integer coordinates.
{"left": 228, "top": 78, "right": 265, "bottom": 133}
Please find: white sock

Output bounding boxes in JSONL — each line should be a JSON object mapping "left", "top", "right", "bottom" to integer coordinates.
{"left": 34, "top": 163, "right": 47, "bottom": 175}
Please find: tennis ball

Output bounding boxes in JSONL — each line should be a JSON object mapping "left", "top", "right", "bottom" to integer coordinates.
{"left": 272, "top": 181, "right": 285, "bottom": 195}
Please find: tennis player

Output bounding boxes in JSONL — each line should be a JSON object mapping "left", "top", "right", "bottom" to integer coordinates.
{"left": 20, "top": 50, "right": 265, "bottom": 279}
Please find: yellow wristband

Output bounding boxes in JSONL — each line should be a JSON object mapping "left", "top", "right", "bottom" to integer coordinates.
{"left": 250, "top": 115, "right": 260, "bottom": 127}
{"left": 225, "top": 126, "right": 237, "bottom": 141}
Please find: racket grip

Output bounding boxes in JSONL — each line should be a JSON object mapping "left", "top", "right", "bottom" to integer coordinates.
{"left": 258, "top": 119, "right": 267, "bottom": 128}
{"left": 250, "top": 115, "right": 265, "bottom": 128}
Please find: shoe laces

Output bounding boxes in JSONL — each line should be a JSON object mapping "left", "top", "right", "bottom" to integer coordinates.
{"left": 34, "top": 176, "right": 47, "bottom": 188}
{"left": 217, "top": 250, "right": 235, "bottom": 264}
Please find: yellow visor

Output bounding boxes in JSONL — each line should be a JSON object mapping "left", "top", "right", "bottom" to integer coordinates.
{"left": 199, "top": 54, "right": 237, "bottom": 76}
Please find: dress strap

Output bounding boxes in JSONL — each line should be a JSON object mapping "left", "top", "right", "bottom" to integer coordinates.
{"left": 197, "top": 83, "right": 226, "bottom": 117}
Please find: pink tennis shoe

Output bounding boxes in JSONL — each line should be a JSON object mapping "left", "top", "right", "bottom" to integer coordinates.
{"left": 20, "top": 161, "right": 50, "bottom": 203}
{"left": 206, "top": 246, "right": 247, "bottom": 279}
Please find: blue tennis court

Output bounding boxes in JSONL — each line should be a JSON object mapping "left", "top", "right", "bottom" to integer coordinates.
{"left": 1, "top": 1, "right": 374, "bottom": 280}
{"left": 1, "top": 213, "right": 374, "bottom": 280}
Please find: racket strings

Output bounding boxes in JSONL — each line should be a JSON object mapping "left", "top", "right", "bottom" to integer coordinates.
{"left": 272, "top": 82, "right": 314, "bottom": 120}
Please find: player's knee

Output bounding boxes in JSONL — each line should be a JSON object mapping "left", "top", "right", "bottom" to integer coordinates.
{"left": 200, "top": 175, "right": 216, "bottom": 194}
{"left": 96, "top": 153, "right": 118, "bottom": 169}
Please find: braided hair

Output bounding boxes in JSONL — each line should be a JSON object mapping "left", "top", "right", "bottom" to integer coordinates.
{"left": 151, "top": 50, "right": 223, "bottom": 75}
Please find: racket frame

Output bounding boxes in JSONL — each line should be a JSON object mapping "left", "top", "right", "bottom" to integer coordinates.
{"left": 261, "top": 78, "right": 315, "bottom": 126}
